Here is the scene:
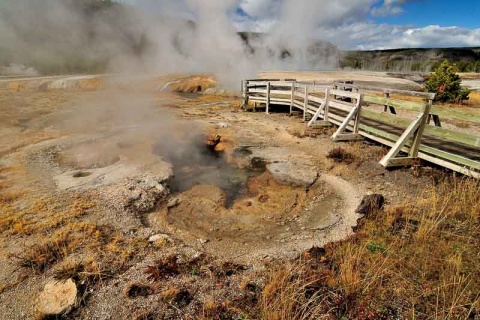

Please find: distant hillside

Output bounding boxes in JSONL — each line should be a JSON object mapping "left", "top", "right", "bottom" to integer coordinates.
{"left": 239, "top": 32, "right": 480, "bottom": 73}
{"left": 340, "top": 47, "right": 480, "bottom": 73}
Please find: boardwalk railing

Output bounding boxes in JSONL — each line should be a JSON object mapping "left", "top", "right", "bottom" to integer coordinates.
{"left": 242, "top": 79, "right": 480, "bottom": 179}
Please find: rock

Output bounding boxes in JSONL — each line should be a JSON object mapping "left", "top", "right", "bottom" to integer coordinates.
{"left": 217, "top": 122, "right": 230, "bottom": 128}
{"left": 198, "top": 238, "right": 209, "bottom": 244}
{"left": 37, "top": 279, "right": 77, "bottom": 316}
{"left": 267, "top": 162, "right": 318, "bottom": 187}
{"left": 167, "top": 197, "right": 180, "bottom": 209}
{"left": 355, "top": 194, "right": 385, "bottom": 215}
{"left": 124, "top": 176, "right": 170, "bottom": 214}
{"left": 148, "top": 234, "right": 173, "bottom": 247}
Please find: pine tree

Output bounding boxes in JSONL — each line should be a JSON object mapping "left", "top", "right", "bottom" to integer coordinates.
{"left": 425, "top": 60, "right": 471, "bottom": 103}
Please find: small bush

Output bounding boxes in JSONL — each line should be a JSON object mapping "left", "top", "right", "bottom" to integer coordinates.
{"left": 326, "top": 147, "right": 356, "bottom": 164}
{"left": 426, "top": 60, "right": 471, "bottom": 103}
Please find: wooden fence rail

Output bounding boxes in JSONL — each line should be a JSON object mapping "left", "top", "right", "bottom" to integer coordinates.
{"left": 242, "top": 79, "right": 480, "bottom": 179}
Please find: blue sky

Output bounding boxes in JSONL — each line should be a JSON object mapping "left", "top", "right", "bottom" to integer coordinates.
{"left": 374, "top": 0, "right": 480, "bottom": 29}
{"left": 124, "top": 0, "right": 480, "bottom": 50}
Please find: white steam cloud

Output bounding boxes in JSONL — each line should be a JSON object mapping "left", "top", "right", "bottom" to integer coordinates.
{"left": 0, "top": 0, "right": 346, "bottom": 86}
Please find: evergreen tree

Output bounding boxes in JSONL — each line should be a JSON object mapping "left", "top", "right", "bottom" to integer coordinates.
{"left": 425, "top": 60, "right": 471, "bottom": 103}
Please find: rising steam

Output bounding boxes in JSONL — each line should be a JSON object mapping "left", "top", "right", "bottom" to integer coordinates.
{"left": 0, "top": 0, "right": 341, "bottom": 86}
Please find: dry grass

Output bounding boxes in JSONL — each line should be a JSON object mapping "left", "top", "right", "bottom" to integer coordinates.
{"left": 15, "top": 222, "right": 148, "bottom": 275}
{"left": 0, "top": 193, "right": 95, "bottom": 235}
{"left": 261, "top": 177, "right": 480, "bottom": 319}
{"left": 166, "top": 76, "right": 216, "bottom": 93}
{"left": 201, "top": 299, "right": 247, "bottom": 320}
{"left": 465, "top": 91, "right": 480, "bottom": 107}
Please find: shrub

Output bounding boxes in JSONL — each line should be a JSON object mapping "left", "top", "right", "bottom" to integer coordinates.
{"left": 426, "top": 60, "right": 471, "bottom": 103}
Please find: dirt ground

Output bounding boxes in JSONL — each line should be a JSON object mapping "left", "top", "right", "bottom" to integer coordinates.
{"left": 0, "top": 73, "right": 473, "bottom": 319}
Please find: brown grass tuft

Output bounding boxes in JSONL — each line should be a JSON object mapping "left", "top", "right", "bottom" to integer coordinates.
{"left": 327, "top": 147, "right": 356, "bottom": 164}
{"left": 261, "top": 177, "right": 480, "bottom": 319}
{"left": 15, "top": 223, "right": 147, "bottom": 275}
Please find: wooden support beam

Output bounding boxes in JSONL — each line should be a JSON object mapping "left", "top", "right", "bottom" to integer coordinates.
{"left": 383, "top": 157, "right": 417, "bottom": 167}
{"left": 379, "top": 114, "right": 424, "bottom": 167}
{"left": 333, "top": 133, "right": 362, "bottom": 141}
{"left": 331, "top": 106, "right": 359, "bottom": 141}
{"left": 307, "top": 88, "right": 329, "bottom": 127}
{"left": 331, "top": 93, "right": 363, "bottom": 141}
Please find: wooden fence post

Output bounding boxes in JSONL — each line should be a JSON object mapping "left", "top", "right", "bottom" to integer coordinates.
{"left": 383, "top": 91, "right": 388, "bottom": 113}
{"left": 353, "top": 94, "right": 364, "bottom": 133}
{"left": 266, "top": 82, "right": 271, "bottom": 114}
{"left": 303, "top": 86, "right": 308, "bottom": 121}
{"left": 324, "top": 88, "right": 330, "bottom": 122}
{"left": 241, "top": 80, "right": 245, "bottom": 108}
{"left": 409, "top": 99, "right": 432, "bottom": 157}
{"left": 384, "top": 92, "right": 397, "bottom": 115}
{"left": 290, "top": 82, "right": 294, "bottom": 114}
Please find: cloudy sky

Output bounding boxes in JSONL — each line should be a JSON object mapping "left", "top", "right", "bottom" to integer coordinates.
{"left": 126, "top": 0, "right": 480, "bottom": 50}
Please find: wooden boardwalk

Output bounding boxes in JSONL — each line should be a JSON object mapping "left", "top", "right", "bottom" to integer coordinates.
{"left": 242, "top": 79, "right": 480, "bottom": 179}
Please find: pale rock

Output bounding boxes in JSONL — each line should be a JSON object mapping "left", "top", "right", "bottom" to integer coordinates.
{"left": 37, "top": 279, "right": 77, "bottom": 316}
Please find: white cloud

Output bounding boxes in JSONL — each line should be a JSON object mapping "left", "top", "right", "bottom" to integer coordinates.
{"left": 233, "top": 0, "right": 479, "bottom": 50}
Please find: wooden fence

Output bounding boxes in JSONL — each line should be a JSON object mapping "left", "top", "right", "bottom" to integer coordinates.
{"left": 242, "top": 79, "right": 480, "bottom": 179}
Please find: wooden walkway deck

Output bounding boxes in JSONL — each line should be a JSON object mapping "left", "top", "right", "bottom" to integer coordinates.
{"left": 242, "top": 79, "right": 480, "bottom": 179}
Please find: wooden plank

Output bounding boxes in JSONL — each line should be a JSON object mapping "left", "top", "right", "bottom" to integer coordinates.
{"left": 248, "top": 89, "right": 267, "bottom": 94}
{"left": 419, "top": 146, "right": 480, "bottom": 171}
{"left": 270, "top": 98, "right": 291, "bottom": 103}
{"left": 333, "top": 81, "right": 436, "bottom": 99}
{"left": 330, "top": 89, "right": 361, "bottom": 100}
{"left": 359, "top": 123, "right": 399, "bottom": 142}
{"left": 333, "top": 133, "right": 362, "bottom": 141}
{"left": 424, "top": 125, "right": 480, "bottom": 148}
{"left": 364, "top": 95, "right": 425, "bottom": 112}
{"left": 309, "top": 95, "right": 325, "bottom": 105}
{"left": 249, "top": 97, "right": 267, "bottom": 102}
{"left": 269, "top": 90, "right": 293, "bottom": 95}
{"left": 418, "top": 152, "right": 479, "bottom": 178}
{"left": 430, "top": 105, "right": 480, "bottom": 124}
{"left": 360, "top": 109, "right": 411, "bottom": 128}
{"left": 384, "top": 157, "right": 417, "bottom": 167}
{"left": 328, "top": 100, "right": 354, "bottom": 113}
